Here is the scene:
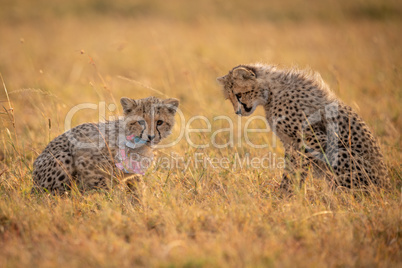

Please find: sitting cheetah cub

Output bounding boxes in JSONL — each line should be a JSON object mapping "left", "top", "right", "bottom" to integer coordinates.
{"left": 217, "top": 64, "right": 390, "bottom": 190}
{"left": 32, "top": 96, "right": 179, "bottom": 193}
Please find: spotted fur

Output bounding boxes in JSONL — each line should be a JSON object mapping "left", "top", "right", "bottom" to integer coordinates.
{"left": 218, "top": 64, "right": 390, "bottom": 190}
{"left": 32, "top": 96, "right": 179, "bottom": 193}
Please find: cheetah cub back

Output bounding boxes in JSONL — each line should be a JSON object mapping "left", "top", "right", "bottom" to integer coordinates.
{"left": 32, "top": 96, "right": 179, "bottom": 194}
{"left": 217, "top": 64, "right": 390, "bottom": 190}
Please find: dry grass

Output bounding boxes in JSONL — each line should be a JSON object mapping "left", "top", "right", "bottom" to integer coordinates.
{"left": 0, "top": 0, "right": 401, "bottom": 267}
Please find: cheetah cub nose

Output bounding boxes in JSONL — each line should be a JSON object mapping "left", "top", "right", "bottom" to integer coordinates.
{"left": 148, "top": 135, "right": 155, "bottom": 141}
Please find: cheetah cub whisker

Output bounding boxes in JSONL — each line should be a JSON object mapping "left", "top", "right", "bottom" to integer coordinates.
{"left": 217, "top": 64, "right": 390, "bottom": 190}
{"left": 32, "top": 96, "right": 179, "bottom": 194}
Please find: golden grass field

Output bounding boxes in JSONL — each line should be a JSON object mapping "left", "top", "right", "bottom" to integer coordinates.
{"left": 0, "top": 0, "right": 401, "bottom": 267}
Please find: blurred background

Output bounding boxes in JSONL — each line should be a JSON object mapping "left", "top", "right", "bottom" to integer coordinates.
{"left": 0, "top": 1, "right": 401, "bottom": 267}
{"left": 0, "top": 0, "right": 401, "bottom": 161}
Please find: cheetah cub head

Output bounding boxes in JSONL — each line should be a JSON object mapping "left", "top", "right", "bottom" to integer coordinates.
{"left": 217, "top": 65, "right": 266, "bottom": 116}
{"left": 120, "top": 96, "right": 179, "bottom": 145}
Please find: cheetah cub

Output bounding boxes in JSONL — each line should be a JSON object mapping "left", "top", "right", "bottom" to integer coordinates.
{"left": 217, "top": 64, "right": 390, "bottom": 190}
{"left": 32, "top": 96, "right": 179, "bottom": 193}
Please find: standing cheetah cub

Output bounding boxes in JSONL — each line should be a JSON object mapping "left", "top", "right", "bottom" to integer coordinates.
{"left": 32, "top": 96, "right": 179, "bottom": 193}
{"left": 217, "top": 64, "right": 390, "bottom": 190}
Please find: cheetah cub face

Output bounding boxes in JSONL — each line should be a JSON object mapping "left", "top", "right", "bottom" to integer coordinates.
{"left": 120, "top": 97, "right": 179, "bottom": 145}
{"left": 217, "top": 65, "right": 266, "bottom": 116}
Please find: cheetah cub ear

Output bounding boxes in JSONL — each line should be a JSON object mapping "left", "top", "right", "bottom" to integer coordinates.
{"left": 233, "top": 67, "right": 256, "bottom": 80}
{"left": 216, "top": 75, "right": 227, "bottom": 85}
{"left": 120, "top": 97, "right": 138, "bottom": 114}
{"left": 163, "top": 98, "right": 180, "bottom": 115}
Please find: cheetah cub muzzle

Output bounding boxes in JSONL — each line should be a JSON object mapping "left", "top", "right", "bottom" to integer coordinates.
{"left": 217, "top": 64, "right": 390, "bottom": 190}
{"left": 32, "top": 96, "right": 179, "bottom": 194}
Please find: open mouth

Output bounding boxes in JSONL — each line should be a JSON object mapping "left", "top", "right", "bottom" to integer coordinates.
{"left": 237, "top": 99, "right": 252, "bottom": 113}
{"left": 239, "top": 102, "right": 252, "bottom": 113}
{"left": 243, "top": 104, "right": 252, "bottom": 113}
